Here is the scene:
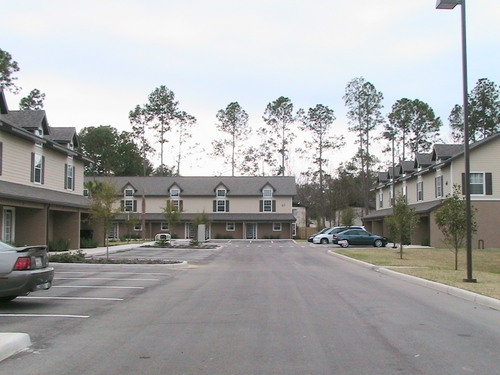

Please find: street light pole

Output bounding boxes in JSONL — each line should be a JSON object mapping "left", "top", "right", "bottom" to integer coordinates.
{"left": 436, "top": 0, "right": 475, "bottom": 282}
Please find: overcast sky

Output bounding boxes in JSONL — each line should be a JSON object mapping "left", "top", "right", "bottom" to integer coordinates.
{"left": 2, "top": 1, "right": 499, "bottom": 176}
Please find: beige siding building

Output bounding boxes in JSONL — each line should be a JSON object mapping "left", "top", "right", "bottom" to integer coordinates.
{"left": 0, "top": 90, "right": 90, "bottom": 249}
{"left": 365, "top": 135, "right": 500, "bottom": 248}
{"left": 84, "top": 176, "right": 297, "bottom": 243}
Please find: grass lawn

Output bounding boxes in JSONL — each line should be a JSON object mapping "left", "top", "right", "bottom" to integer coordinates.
{"left": 336, "top": 247, "right": 500, "bottom": 301}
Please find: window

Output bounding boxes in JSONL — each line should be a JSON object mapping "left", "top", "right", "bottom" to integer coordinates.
{"left": 291, "top": 223, "right": 297, "bottom": 237}
{"left": 161, "top": 222, "right": 169, "bottom": 231}
{"left": 171, "top": 199, "right": 181, "bottom": 211}
{"left": 213, "top": 199, "right": 229, "bottom": 212}
{"left": 134, "top": 224, "right": 142, "bottom": 231}
{"left": 273, "top": 223, "right": 282, "bottom": 231}
{"left": 83, "top": 189, "right": 89, "bottom": 197}
{"left": 260, "top": 199, "right": 276, "bottom": 212}
{"left": 31, "top": 153, "right": 44, "bottom": 184}
{"left": 263, "top": 199, "right": 273, "bottom": 212}
{"left": 417, "top": 182, "right": 423, "bottom": 201}
{"left": 170, "top": 188, "right": 180, "bottom": 197}
{"left": 263, "top": 188, "right": 273, "bottom": 198}
{"left": 124, "top": 189, "right": 134, "bottom": 197}
{"left": 463, "top": 172, "right": 493, "bottom": 195}
{"left": 65, "top": 164, "right": 74, "bottom": 190}
{"left": 435, "top": 175, "right": 443, "bottom": 198}
{"left": 379, "top": 191, "right": 384, "bottom": 208}
{"left": 123, "top": 199, "right": 136, "bottom": 212}
{"left": 226, "top": 222, "right": 235, "bottom": 231}
{"left": 216, "top": 189, "right": 226, "bottom": 197}
{"left": 217, "top": 200, "right": 227, "bottom": 212}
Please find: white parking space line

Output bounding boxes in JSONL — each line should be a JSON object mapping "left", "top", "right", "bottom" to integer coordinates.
{"left": 53, "top": 286, "right": 145, "bottom": 289}
{"left": 57, "top": 277, "right": 159, "bottom": 281}
{"left": 18, "top": 296, "right": 124, "bottom": 301}
{"left": 55, "top": 271, "right": 172, "bottom": 276}
{"left": 0, "top": 314, "right": 89, "bottom": 318}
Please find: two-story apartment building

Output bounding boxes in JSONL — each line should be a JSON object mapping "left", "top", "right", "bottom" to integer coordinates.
{"left": 365, "top": 133, "right": 500, "bottom": 248}
{"left": 0, "top": 90, "right": 90, "bottom": 248}
{"left": 83, "top": 176, "right": 297, "bottom": 243}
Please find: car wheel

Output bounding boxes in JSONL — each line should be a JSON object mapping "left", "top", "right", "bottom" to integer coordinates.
{"left": 0, "top": 296, "right": 17, "bottom": 303}
{"left": 340, "top": 241, "right": 349, "bottom": 248}
{"left": 320, "top": 238, "right": 329, "bottom": 244}
{"left": 374, "top": 239, "right": 383, "bottom": 247}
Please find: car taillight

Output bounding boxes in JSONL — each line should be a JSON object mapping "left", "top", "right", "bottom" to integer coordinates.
{"left": 14, "top": 257, "right": 32, "bottom": 270}
{"left": 332, "top": 235, "right": 338, "bottom": 239}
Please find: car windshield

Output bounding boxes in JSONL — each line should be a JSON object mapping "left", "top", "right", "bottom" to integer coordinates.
{"left": 0, "top": 240, "right": 15, "bottom": 250}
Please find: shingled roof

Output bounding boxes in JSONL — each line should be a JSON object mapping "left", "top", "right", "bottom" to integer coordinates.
{"left": 86, "top": 176, "right": 297, "bottom": 197}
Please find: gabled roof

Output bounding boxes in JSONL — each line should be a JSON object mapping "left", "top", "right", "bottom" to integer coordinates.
{"left": 414, "top": 153, "right": 433, "bottom": 169}
{"left": 2, "top": 109, "right": 50, "bottom": 134}
{"left": 399, "top": 160, "right": 415, "bottom": 175}
{"left": 47, "top": 126, "right": 80, "bottom": 148}
{"left": 431, "top": 144, "right": 463, "bottom": 162}
{"left": 85, "top": 176, "right": 297, "bottom": 197}
{"left": 388, "top": 166, "right": 400, "bottom": 180}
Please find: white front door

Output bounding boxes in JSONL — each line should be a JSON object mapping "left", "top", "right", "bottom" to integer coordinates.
{"left": 246, "top": 223, "right": 257, "bottom": 239}
{"left": 2, "top": 207, "right": 15, "bottom": 243}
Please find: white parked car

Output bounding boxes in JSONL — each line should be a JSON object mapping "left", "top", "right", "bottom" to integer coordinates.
{"left": 155, "top": 233, "right": 171, "bottom": 242}
{"left": 312, "top": 226, "right": 365, "bottom": 244}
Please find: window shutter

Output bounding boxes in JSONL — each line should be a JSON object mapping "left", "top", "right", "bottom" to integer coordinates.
{"left": 120, "top": 200, "right": 124, "bottom": 211}
{"left": 31, "top": 153, "right": 35, "bottom": 182}
{"left": 486, "top": 173, "right": 492, "bottom": 195}
{"left": 462, "top": 173, "right": 465, "bottom": 195}
{"left": 0, "top": 142, "right": 3, "bottom": 175}
{"left": 73, "top": 172, "right": 76, "bottom": 191}
{"left": 226, "top": 200, "right": 230, "bottom": 212}
{"left": 166, "top": 200, "right": 172, "bottom": 211}
{"left": 133, "top": 200, "right": 138, "bottom": 212}
{"left": 213, "top": 200, "right": 216, "bottom": 212}
{"left": 272, "top": 200, "right": 276, "bottom": 212}
{"left": 41, "top": 156, "right": 45, "bottom": 184}
{"left": 259, "top": 200, "right": 263, "bottom": 212}
{"left": 180, "top": 200, "right": 183, "bottom": 211}
{"left": 64, "top": 164, "right": 68, "bottom": 189}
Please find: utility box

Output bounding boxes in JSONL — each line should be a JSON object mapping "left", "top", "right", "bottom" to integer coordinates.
{"left": 197, "top": 224, "right": 206, "bottom": 242}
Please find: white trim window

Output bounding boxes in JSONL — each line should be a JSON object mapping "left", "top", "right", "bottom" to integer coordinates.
{"left": 470, "top": 173, "right": 485, "bottom": 195}
{"left": 435, "top": 175, "right": 443, "bottom": 198}
{"left": 263, "top": 188, "right": 273, "bottom": 198}
{"left": 217, "top": 199, "right": 227, "bottom": 212}
{"left": 124, "top": 199, "right": 135, "bottom": 212}
{"left": 124, "top": 188, "right": 134, "bottom": 197}
{"left": 65, "top": 164, "right": 74, "bottom": 190}
{"left": 170, "top": 188, "right": 180, "bottom": 197}
{"left": 217, "top": 188, "right": 226, "bottom": 197}
{"left": 161, "top": 222, "right": 169, "bottom": 231}
{"left": 226, "top": 222, "right": 235, "bottom": 231}
{"left": 417, "top": 181, "right": 424, "bottom": 201}
{"left": 32, "top": 153, "right": 43, "bottom": 184}
{"left": 134, "top": 224, "right": 142, "bottom": 231}
{"left": 379, "top": 190, "right": 384, "bottom": 208}
{"left": 273, "top": 223, "right": 282, "bottom": 231}
{"left": 263, "top": 199, "right": 273, "bottom": 212}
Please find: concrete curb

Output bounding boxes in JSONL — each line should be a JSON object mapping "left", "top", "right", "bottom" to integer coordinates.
{"left": 328, "top": 250, "right": 500, "bottom": 311}
{"left": 0, "top": 333, "right": 31, "bottom": 362}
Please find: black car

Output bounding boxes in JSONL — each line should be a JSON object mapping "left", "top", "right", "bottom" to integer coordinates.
{"left": 332, "top": 229, "right": 388, "bottom": 248}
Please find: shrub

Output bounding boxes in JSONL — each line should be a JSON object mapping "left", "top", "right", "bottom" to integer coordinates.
{"left": 48, "top": 238, "right": 71, "bottom": 252}
{"left": 49, "top": 250, "right": 86, "bottom": 263}
{"left": 80, "top": 238, "right": 98, "bottom": 248}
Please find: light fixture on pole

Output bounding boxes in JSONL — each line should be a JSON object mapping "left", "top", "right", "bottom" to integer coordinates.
{"left": 383, "top": 131, "right": 396, "bottom": 207}
{"left": 383, "top": 131, "right": 398, "bottom": 249}
{"left": 436, "top": 0, "right": 475, "bottom": 282}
